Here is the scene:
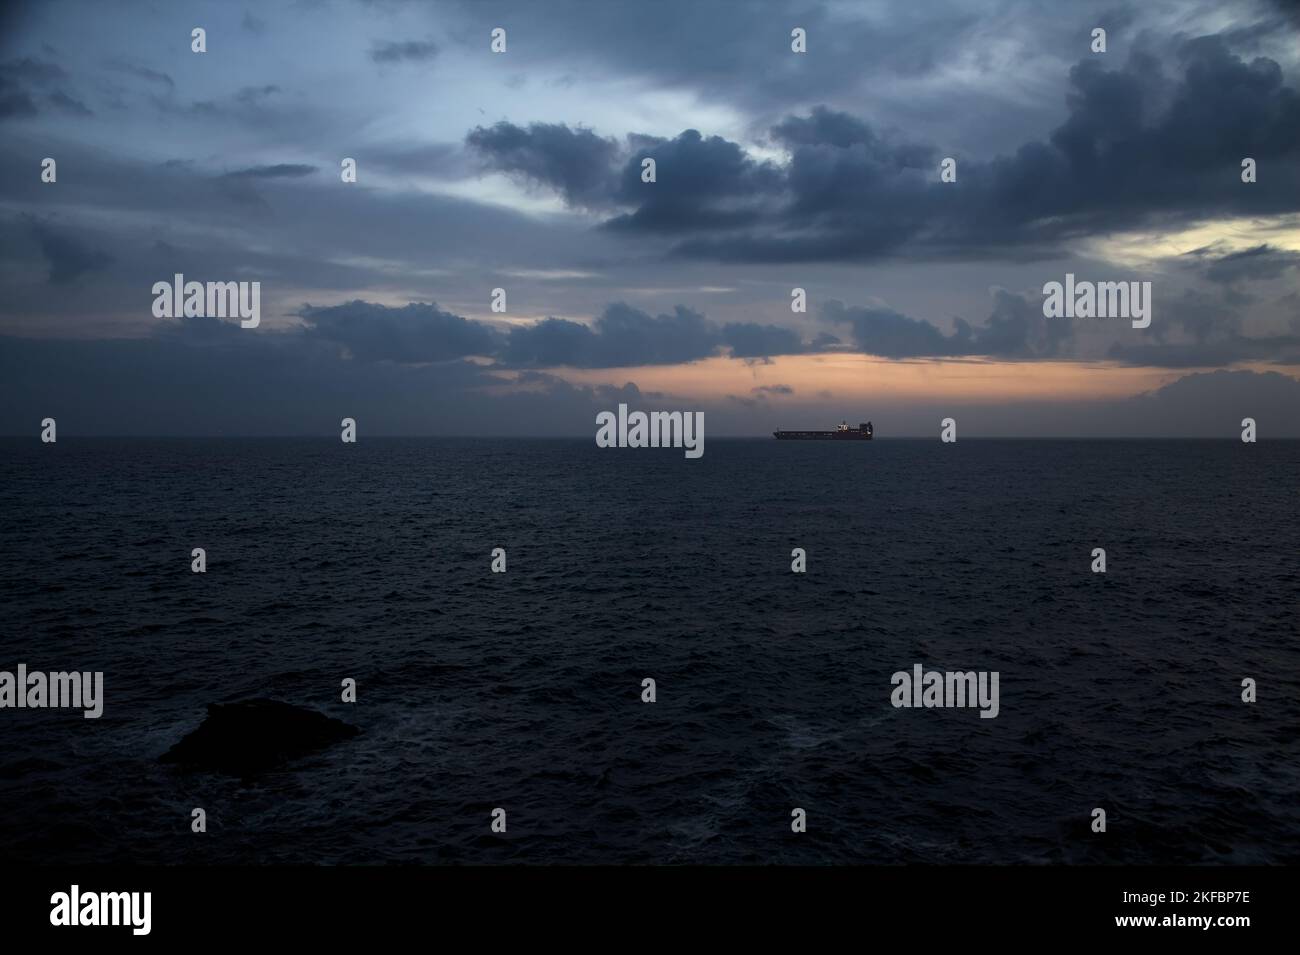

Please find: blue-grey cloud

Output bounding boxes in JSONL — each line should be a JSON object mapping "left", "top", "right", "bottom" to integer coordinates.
{"left": 721, "top": 322, "right": 808, "bottom": 360}
{"left": 2, "top": 327, "right": 1297, "bottom": 436}
{"left": 0, "top": 76, "right": 37, "bottom": 117}
{"left": 0, "top": 329, "right": 629, "bottom": 436}
{"left": 822, "top": 290, "right": 1071, "bottom": 360}
{"left": 300, "top": 300, "right": 503, "bottom": 363}
{"left": 370, "top": 39, "right": 439, "bottom": 64}
{"left": 467, "top": 39, "right": 1300, "bottom": 264}
{"left": 822, "top": 302, "right": 959, "bottom": 358}
{"left": 467, "top": 121, "right": 621, "bottom": 207}
{"left": 1194, "top": 244, "right": 1300, "bottom": 285}
{"left": 47, "top": 88, "right": 90, "bottom": 115}
{"left": 504, "top": 303, "right": 721, "bottom": 367}
{"left": 295, "top": 300, "right": 819, "bottom": 368}
{"left": 603, "top": 130, "right": 784, "bottom": 234}
{"left": 0, "top": 56, "right": 69, "bottom": 118}
{"left": 222, "top": 163, "right": 317, "bottom": 179}
{"left": 1108, "top": 334, "right": 1300, "bottom": 368}
{"left": 104, "top": 58, "right": 174, "bottom": 90}
{"left": 0, "top": 56, "right": 66, "bottom": 84}
{"left": 234, "top": 84, "right": 280, "bottom": 106}
{"left": 28, "top": 219, "right": 113, "bottom": 285}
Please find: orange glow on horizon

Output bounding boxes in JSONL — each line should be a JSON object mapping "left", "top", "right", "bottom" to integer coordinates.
{"left": 520, "top": 353, "right": 1291, "bottom": 404}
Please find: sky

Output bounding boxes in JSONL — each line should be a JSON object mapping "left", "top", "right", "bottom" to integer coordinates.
{"left": 1, "top": 0, "right": 1299, "bottom": 436}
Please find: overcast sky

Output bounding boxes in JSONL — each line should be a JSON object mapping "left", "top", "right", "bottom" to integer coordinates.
{"left": 1, "top": 0, "right": 1298, "bottom": 435}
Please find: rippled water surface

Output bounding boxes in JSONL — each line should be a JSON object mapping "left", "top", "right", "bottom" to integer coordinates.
{"left": 1, "top": 438, "right": 1296, "bottom": 864}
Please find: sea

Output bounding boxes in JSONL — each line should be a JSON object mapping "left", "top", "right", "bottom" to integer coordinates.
{"left": 1, "top": 437, "right": 1296, "bottom": 864}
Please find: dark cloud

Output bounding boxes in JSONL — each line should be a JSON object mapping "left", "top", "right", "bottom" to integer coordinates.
{"left": 157, "top": 312, "right": 247, "bottom": 344}
{"left": 470, "top": 109, "right": 921, "bottom": 259}
{"left": 754, "top": 384, "right": 794, "bottom": 395}
{"left": 502, "top": 303, "right": 818, "bottom": 367}
{"left": 293, "top": 294, "right": 1085, "bottom": 369}
{"left": 1129, "top": 280, "right": 1300, "bottom": 361}
{"left": 721, "top": 321, "right": 808, "bottom": 360}
{"left": 222, "top": 163, "right": 317, "bottom": 179}
{"left": 3, "top": 327, "right": 1297, "bottom": 437}
{"left": 1124, "top": 368, "right": 1300, "bottom": 426}
{"left": 822, "top": 290, "right": 1072, "bottom": 360}
{"left": 1163, "top": 288, "right": 1242, "bottom": 343}
{"left": 0, "top": 136, "right": 627, "bottom": 327}
{"left": 500, "top": 317, "right": 601, "bottom": 367}
{"left": 504, "top": 303, "right": 719, "bottom": 367}
{"left": 962, "top": 288, "right": 1073, "bottom": 359}
{"left": 770, "top": 106, "right": 933, "bottom": 167}
{"left": 1108, "top": 333, "right": 1300, "bottom": 368}
{"left": 604, "top": 129, "right": 784, "bottom": 234}
{"left": 467, "top": 123, "right": 785, "bottom": 228}
{"left": 234, "top": 84, "right": 280, "bottom": 106}
{"left": 28, "top": 220, "right": 113, "bottom": 285}
{"left": 423, "top": 0, "right": 1023, "bottom": 142}
{"left": 770, "top": 108, "right": 875, "bottom": 150}
{"left": 1195, "top": 244, "right": 1300, "bottom": 285}
{"left": 290, "top": 299, "right": 814, "bottom": 369}
{"left": 590, "top": 302, "right": 716, "bottom": 364}
{"left": 467, "top": 121, "right": 621, "bottom": 207}
{"left": 0, "top": 57, "right": 66, "bottom": 84}
{"left": 0, "top": 57, "right": 70, "bottom": 119}
{"left": 822, "top": 302, "right": 959, "bottom": 358}
{"left": 0, "top": 329, "right": 630, "bottom": 437}
{"left": 1092, "top": 249, "right": 1300, "bottom": 365}
{"left": 142, "top": 80, "right": 288, "bottom": 126}
{"left": 300, "top": 300, "right": 503, "bottom": 363}
{"left": 47, "top": 89, "right": 91, "bottom": 115}
{"left": 370, "top": 39, "right": 439, "bottom": 64}
{"left": 465, "top": 40, "right": 1300, "bottom": 264}
{"left": 0, "top": 76, "right": 37, "bottom": 118}
{"left": 429, "top": 0, "right": 1300, "bottom": 166}
{"left": 104, "top": 59, "right": 174, "bottom": 90}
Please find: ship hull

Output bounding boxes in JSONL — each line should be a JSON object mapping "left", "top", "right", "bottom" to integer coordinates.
{"left": 773, "top": 431, "right": 872, "bottom": 440}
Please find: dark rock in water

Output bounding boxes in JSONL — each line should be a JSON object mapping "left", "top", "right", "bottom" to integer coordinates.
{"left": 161, "top": 699, "right": 359, "bottom": 775}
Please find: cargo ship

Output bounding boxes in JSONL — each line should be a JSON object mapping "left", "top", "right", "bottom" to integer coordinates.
{"left": 774, "top": 420, "right": 873, "bottom": 440}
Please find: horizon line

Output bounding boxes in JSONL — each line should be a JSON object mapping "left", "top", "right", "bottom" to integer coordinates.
{"left": 3, "top": 434, "right": 1294, "bottom": 441}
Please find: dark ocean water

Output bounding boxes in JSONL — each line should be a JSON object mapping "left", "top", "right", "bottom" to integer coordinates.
{"left": 0, "top": 437, "right": 1296, "bottom": 865}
